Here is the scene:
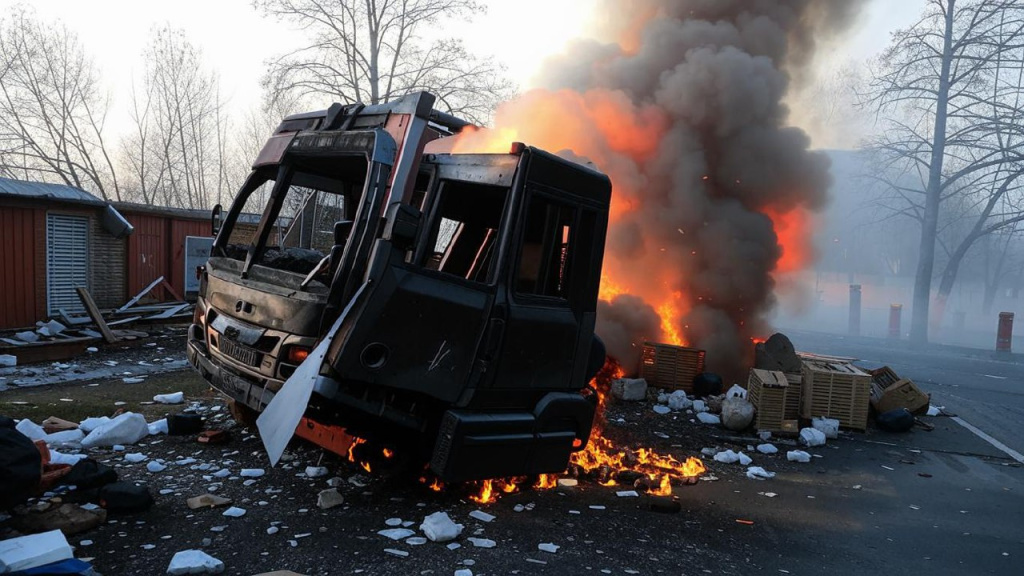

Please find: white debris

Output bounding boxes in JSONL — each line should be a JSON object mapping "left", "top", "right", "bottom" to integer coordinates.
{"left": 48, "top": 449, "right": 86, "bottom": 466}
{"left": 538, "top": 543, "right": 560, "bottom": 554}
{"left": 154, "top": 392, "right": 185, "bottom": 405}
{"left": 468, "top": 510, "right": 495, "bottom": 523}
{"left": 317, "top": 488, "right": 344, "bottom": 510}
{"left": 166, "top": 549, "right": 225, "bottom": 574}
{"left": 266, "top": 527, "right": 279, "bottom": 535}
{"left": 667, "top": 390, "right": 693, "bottom": 411}
{"left": 0, "top": 529, "right": 73, "bottom": 573}
{"left": 738, "top": 452, "right": 753, "bottom": 466}
{"left": 455, "top": 569, "right": 473, "bottom": 576}
{"left": 79, "top": 417, "right": 111, "bottom": 433}
{"left": 447, "top": 542, "right": 461, "bottom": 550}
{"left": 221, "top": 507, "right": 246, "bottom": 518}
{"left": 213, "top": 469, "right": 231, "bottom": 478}
{"left": 756, "top": 443, "right": 778, "bottom": 454}
{"left": 406, "top": 537, "right": 427, "bottom": 546}
{"left": 81, "top": 412, "right": 149, "bottom": 448}
{"left": 787, "top": 450, "right": 812, "bottom": 463}
{"left": 746, "top": 467, "right": 776, "bottom": 480}
{"left": 652, "top": 405, "right": 672, "bottom": 415}
{"left": 714, "top": 450, "right": 741, "bottom": 464}
{"left": 610, "top": 378, "right": 648, "bottom": 401}
{"left": 0, "top": 354, "right": 16, "bottom": 368}
{"left": 799, "top": 427, "right": 827, "bottom": 447}
{"left": 148, "top": 419, "right": 168, "bottom": 435}
{"left": 513, "top": 504, "right": 525, "bottom": 512}
{"left": 385, "top": 518, "right": 403, "bottom": 527}
{"left": 383, "top": 548, "right": 409, "bottom": 557}
{"left": 44, "top": 429, "right": 84, "bottom": 446}
{"left": 147, "top": 461, "right": 167, "bottom": 473}
{"left": 123, "top": 377, "right": 145, "bottom": 384}
{"left": 926, "top": 405, "right": 943, "bottom": 417}
{"left": 557, "top": 479, "right": 578, "bottom": 488}
{"left": 420, "top": 512, "right": 464, "bottom": 542}
{"left": 467, "top": 537, "right": 496, "bottom": 548}
{"left": 726, "top": 384, "right": 747, "bottom": 399}
{"left": 811, "top": 417, "right": 840, "bottom": 439}
{"left": 760, "top": 492, "right": 778, "bottom": 498}
{"left": 240, "top": 469, "right": 265, "bottom": 478}
{"left": 124, "top": 453, "right": 148, "bottom": 463}
{"left": 15, "top": 419, "right": 47, "bottom": 441}
{"left": 86, "top": 347, "right": 98, "bottom": 353}
{"left": 696, "top": 412, "right": 721, "bottom": 425}
{"left": 693, "top": 400, "right": 707, "bottom": 413}
{"left": 616, "top": 490, "right": 639, "bottom": 498}
{"left": 305, "top": 466, "right": 328, "bottom": 478}
{"left": 378, "top": 528, "right": 415, "bottom": 540}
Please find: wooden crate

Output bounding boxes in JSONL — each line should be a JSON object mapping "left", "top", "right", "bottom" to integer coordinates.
{"left": 783, "top": 373, "right": 803, "bottom": 420}
{"left": 868, "top": 366, "right": 929, "bottom": 415}
{"left": 747, "top": 368, "right": 791, "bottom": 433}
{"left": 639, "top": 342, "right": 706, "bottom": 392}
{"left": 800, "top": 359, "right": 871, "bottom": 431}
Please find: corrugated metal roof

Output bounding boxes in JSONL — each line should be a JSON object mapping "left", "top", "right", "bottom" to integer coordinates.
{"left": 0, "top": 176, "right": 105, "bottom": 205}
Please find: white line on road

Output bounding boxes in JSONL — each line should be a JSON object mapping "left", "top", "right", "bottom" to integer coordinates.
{"left": 951, "top": 416, "right": 1024, "bottom": 465}
{"left": 983, "top": 374, "right": 1008, "bottom": 379}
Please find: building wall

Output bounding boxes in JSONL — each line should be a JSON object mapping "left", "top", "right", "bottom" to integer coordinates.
{"left": 123, "top": 210, "right": 211, "bottom": 301}
{"left": 0, "top": 205, "right": 42, "bottom": 328}
{"left": 89, "top": 214, "right": 126, "bottom": 309}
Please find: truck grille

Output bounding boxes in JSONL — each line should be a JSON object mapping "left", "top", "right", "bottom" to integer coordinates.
{"left": 218, "top": 338, "right": 262, "bottom": 367}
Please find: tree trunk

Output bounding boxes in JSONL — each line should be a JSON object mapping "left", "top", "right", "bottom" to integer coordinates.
{"left": 910, "top": 0, "right": 956, "bottom": 344}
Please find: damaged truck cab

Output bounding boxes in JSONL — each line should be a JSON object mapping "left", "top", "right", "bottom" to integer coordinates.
{"left": 186, "top": 92, "right": 610, "bottom": 481}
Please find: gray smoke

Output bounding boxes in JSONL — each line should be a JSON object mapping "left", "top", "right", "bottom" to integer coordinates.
{"left": 536, "top": 1, "right": 865, "bottom": 377}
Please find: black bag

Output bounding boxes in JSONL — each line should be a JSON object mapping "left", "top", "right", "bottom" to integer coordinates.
{"left": 0, "top": 415, "right": 42, "bottom": 509}
{"left": 60, "top": 458, "right": 118, "bottom": 490}
{"left": 167, "top": 413, "right": 204, "bottom": 435}
{"left": 99, "top": 481, "right": 154, "bottom": 513}
{"left": 876, "top": 408, "right": 915, "bottom": 433}
{"left": 692, "top": 372, "right": 723, "bottom": 398}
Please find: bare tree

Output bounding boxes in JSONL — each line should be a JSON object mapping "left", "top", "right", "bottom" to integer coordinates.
{"left": 121, "top": 27, "right": 227, "bottom": 209}
{"left": 255, "top": 0, "right": 514, "bottom": 124}
{"left": 0, "top": 8, "right": 120, "bottom": 198}
{"left": 862, "top": 0, "right": 1024, "bottom": 342}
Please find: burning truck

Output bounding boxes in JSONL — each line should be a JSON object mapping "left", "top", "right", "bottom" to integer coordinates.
{"left": 186, "top": 92, "right": 612, "bottom": 482}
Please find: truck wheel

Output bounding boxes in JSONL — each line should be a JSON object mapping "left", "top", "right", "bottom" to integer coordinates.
{"left": 227, "top": 399, "right": 259, "bottom": 429}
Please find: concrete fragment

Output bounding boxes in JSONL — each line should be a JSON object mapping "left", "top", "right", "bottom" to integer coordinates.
{"left": 240, "top": 469, "right": 265, "bottom": 478}
{"left": 154, "top": 392, "right": 185, "bottom": 405}
{"left": 221, "top": 507, "right": 246, "bottom": 518}
{"left": 383, "top": 548, "right": 408, "bottom": 557}
{"left": 746, "top": 467, "right": 776, "bottom": 480}
{"left": 44, "top": 428, "right": 84, "bottom": 446}
{"left": 0, "top": 529, "right": 73, "bottom": 572}
{"left": 317, "top": 488, "right": 344, "bottom": 510}
{"left": 148, "top": 419, "right": 169, "bottom": 435}
{"left": 667, "top": 390, "right": 692, "bottom": 411}
{"left": 15, "top": 418, "right": 47, "bottom": 441}
{"left": 467, "top": 537, "right": 496, "bottom": 548}
{"left": 0, "top": 354, "right": 16, "bottom": 367}
{"left": 420, "top": 512, "right": 463, "bottom": 542}
{"left": 455, "top": 570, "right": 473, "bottom": 576}
{"left": 756, "top": 443, "right": 778, "bottom": 454}
{"left": 811, "top": 417, "right": 839, "bottom": 439}
{"left": 81, "top": 413, "right": 148, "bottom": 448}
{"left": 787, "top": 450, "right": 811, "bottom": 463}
{"left": 696, "top": 412, "right": 720, "bottom": 425}
{"left": 124, "top": 453, "right": 148, "bottom": 463}
{"left": 538, "top": 543, "right": 560, "bottom": 553}
{"left": 304, "top": 466, "right": 328, "bottom": 478}
{"left": 166, "top": 549, "right": 225, "bottom": 574}
{"left": 468, "top": 510, "right": 495, "bottom": 522}
{"left": 799, "top": 427, "right": 826, "bottom": 447}
{"left": 610, "top": 378, "right": 648, "bottom": 401}
{"left": 721, "top": 397, "right": 755, "bottom": 431}
{"left": 79, "top": 417, "right": 111, "bottom": 433}
{"left": 378, "top": 528, "right": 415, "bottom": 540}
{"left": 14, "top": 331, "right": 39, "bottom": 343}
{"left": 652, "top": 405, "right": 671, "bottom": 415}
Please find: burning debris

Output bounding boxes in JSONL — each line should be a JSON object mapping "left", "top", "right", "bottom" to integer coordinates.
{"left": 447, "top": 0, "right": 863, "bottom": 376}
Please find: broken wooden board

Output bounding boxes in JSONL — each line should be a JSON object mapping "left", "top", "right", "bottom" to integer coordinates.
{"left": 116, "top": 276, "right": 164, "bottom": 312}
{"left": 56, "top": 309, "right": 92, "bottom": 326}
{"left": 74, "top": 287, "right": 118, "bottom": 344}
{"left": 145, "top": 303, "right": 190, "bottom": 320}
{"left": 0, "top": 336, "right": 99, "bottom": 365}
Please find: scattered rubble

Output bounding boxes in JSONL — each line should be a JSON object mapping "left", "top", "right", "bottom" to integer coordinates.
{"left": 166, "top": 549, "right": 225, "bottom": 575}
{"left": 787, "top": 450, "right": 812, "bottom": 463}
{"left": 420, "top": 512, "right": 463, "bottom": 542}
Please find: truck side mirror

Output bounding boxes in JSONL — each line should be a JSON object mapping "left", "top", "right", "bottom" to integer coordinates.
{"left": 211, "top": 204, "right": 223, "bottom": 238}
{"left": 383, "top": 202, "right": 421, "bottom": 251}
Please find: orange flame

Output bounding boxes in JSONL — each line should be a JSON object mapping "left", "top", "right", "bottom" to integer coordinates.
{"left": 429, "top": 478, "right": 444, "bottom": 492}
{"left": 470, "top": 479, "right": 495, "bottom": 504}
{"left": 535, "top": 474, "right": 557, "bottom": 489}
{"left": 382, "top": 448, "right": 394, "bottom": 459}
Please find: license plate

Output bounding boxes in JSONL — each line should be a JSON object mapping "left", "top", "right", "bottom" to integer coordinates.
{"left": 219, "top": 338, "right": 260, "bottom": 367}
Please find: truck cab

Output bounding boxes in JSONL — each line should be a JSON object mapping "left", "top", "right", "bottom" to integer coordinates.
{"left": 186, "top": 92, "right": 611, "bottom": 481}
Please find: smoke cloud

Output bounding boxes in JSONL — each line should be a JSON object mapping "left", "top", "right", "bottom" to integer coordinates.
{"left": 456, "top": 1, "right": 866, "bottom": 378}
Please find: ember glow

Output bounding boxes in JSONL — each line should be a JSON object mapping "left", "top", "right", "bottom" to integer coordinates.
{"left": 448, "top": 0, "right": 861, "bottom": 374}
{"left": 469, "top": 479, "right": 495, "bottom": 504}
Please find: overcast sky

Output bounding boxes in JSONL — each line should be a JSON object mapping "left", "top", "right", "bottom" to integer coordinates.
{"left": 1, "top": 0, "right": 928, "bottom": 145}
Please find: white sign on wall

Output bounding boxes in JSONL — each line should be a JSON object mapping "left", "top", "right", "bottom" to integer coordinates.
{"left": 184, "top": 236, "right": 214, "bottom": 295}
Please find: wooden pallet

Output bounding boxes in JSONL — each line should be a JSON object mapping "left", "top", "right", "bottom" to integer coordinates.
{"left": 747, "top": 368, "right": 791, "bottom": 433}
{"left": 784, "top": 373, "right": 803, "bottom": 420}
{"left": 639, "top": 342, "right": 706, "bottom": 392}
{"left": 801, "top": 359, "right": 871, "bottom": 430}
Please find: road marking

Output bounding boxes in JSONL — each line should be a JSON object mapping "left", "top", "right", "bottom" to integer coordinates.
{"left": 983, "top": 374, "right": 1008, "bottom": 379}
{"left": 951, "top": 416, "right": 1024, "bottom": 465}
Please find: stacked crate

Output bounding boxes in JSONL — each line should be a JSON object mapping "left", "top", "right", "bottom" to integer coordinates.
{"left": 746, "top": 368, "right": 797, "bottom": 433}
{"left": 639, "top": 342, "right": 706, "bottom": 393}
{"left": 800, "top": 359, "right": 872, "bottom": 431}
{"left": 783, "top": 373, "right": 803, "bottom": 420}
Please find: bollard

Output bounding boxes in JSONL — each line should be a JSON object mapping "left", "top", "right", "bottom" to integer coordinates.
{"left": 849, "top": 284, "right": 862, "bottom": 336}
{"left": 997, "top": 312, "right": 1014, "bottom": 352}
{"left": 888, "top": 304, "right": 902, "bottom": 339}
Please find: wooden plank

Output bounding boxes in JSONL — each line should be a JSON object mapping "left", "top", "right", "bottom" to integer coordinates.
{"left": 144, "top": 303, "right": 190, "bottom": 320}
{"left": 107, "top": 316, "right": 142, "bottom": 326}
{"left": 1, "top": 336, "right": 99, "bottom": 365}
{"left": 160, "top": 279, "right": 184, "bottom": 302}
{"left": 117, "top": 276, "right": 164, "bottom": 312}
{"left": 57, "top": 308, "right": 92, "bottom": 326}
{"left": 75, "top": 287, "right": 118, "bottom": 344}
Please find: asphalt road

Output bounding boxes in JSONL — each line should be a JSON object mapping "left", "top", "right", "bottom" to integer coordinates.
{"left": 3, "top": 332, "right": 1023, "bottom": 575}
